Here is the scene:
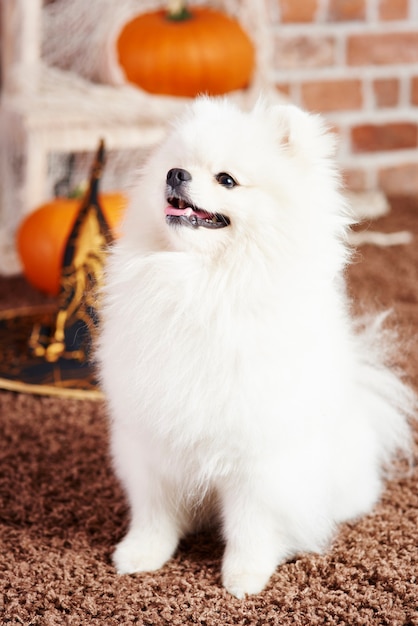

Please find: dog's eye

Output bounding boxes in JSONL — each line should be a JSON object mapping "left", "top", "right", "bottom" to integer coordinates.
{"left": 215, "top": 172, "right": 237, "bottom": 189}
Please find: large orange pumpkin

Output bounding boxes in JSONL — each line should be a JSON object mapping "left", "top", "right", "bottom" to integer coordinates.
{"left": 116, "top": 5, "right": 255, "bottom": 97}
{"left": 17, "top": 193, "right": 127, "bottom": 296}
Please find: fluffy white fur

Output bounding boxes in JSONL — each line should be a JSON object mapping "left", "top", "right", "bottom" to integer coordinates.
{"left": 97, "top": 97, "right": 415, "bottom": 598}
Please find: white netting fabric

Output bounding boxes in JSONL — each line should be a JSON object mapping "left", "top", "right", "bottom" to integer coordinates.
{"left": 41, "top": 0, "right": 274, "bottom": 89}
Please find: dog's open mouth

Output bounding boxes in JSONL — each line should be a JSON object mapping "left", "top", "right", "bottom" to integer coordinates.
{"left": 165, "top": 197, "right": 230, "bottom": 230}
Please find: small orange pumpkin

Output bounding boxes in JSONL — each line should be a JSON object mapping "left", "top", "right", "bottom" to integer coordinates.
{"left": 116, "top": 3, "right": 255, "bottom": 97}
{"left": 17, "top": 193, "right": 127, "bottom": 296}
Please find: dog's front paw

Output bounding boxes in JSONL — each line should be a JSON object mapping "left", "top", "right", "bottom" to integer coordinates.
{"left": 113, "top": 528, "right": 178, "bottom": 575}
{"left": 221, "top": 542, "right": 279, "bottom": 599}
{"left": 222, "top": 568, "right": 273, "bottom": 599}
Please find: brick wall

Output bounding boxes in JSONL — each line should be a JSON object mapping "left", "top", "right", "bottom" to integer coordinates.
{"left": 270, "top": 0, "right": 418, "bottom": 196}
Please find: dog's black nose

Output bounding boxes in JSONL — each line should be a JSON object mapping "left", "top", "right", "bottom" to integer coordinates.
{"left": 166, "top": 168, "right": 192, "bottom": 188}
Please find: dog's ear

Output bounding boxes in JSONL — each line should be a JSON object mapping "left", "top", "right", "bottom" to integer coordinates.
{"left": 270, "top": 104, "right": 337, "bottom": 160}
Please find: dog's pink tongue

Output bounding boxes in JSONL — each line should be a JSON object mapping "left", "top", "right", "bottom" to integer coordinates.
{"left": 165, "top": 206, "right": 194, "bottom": 217}
{"left": 165, "top": 206, "right": 210, "bottom": 220}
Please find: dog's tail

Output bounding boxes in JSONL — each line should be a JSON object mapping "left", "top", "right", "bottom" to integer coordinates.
{"left": 355, "top": 311, "right": 417, "bottom": 474}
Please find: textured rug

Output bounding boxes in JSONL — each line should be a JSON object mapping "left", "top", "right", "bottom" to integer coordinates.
{"left": 1, "top": 197, "right": 418, "bottom": 625}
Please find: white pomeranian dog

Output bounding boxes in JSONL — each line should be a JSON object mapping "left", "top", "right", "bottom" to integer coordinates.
{"left": 98, "top": 97, "right": 415, "bottom": 598}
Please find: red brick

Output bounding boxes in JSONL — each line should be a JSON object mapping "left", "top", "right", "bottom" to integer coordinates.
{"left": 412, "top": 77, "right": 418, "bottom": 105}
{"left": 328, "top": 0, "right": 366, "bottom": 21}
{"left": 342, "top": 168, "right": 368, "bottom": 191}
{"left": 348, "top": 32, "right": 418, "bottom": 65}
{"left": 275, "top": 83, "right": 291, "bottom": 97}
{"left": 301, "top": 79, "right": 363, "bottom": 112}
{"left": 373, "top": 78, "right": 400, "bottom": 107}
{"left": 275, "top": 36, "right": 335, "bottom": 69}
{"left": 351, "top": 123, "right": 418, "bottom": 153}
{"left": 378, "top": 163, "right": 418, "bottom": 195}
{"left": 279, "top": 0, "right": 318, "bottom": 22}
{"left": 379, "top": 0, "right": 409, "bottom": 20}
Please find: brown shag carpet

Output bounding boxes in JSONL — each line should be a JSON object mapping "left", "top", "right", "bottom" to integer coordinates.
{"left": 1, "top": 197, "right": 418, "bottom": 625}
